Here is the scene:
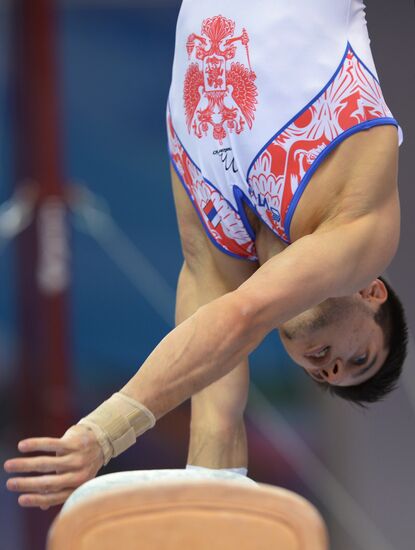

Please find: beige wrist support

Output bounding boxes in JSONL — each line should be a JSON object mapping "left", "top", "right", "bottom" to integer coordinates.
{"left": 77, "top": 392, "right": 156, "bottom": 466}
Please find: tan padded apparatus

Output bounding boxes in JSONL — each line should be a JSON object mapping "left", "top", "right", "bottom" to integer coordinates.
{"left": 47, "top": 480, "right": 328, "bottom": 549}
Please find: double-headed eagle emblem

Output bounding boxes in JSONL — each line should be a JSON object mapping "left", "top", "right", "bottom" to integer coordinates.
{"left": 184, "top": 15, "right": 258, "bottom": 144}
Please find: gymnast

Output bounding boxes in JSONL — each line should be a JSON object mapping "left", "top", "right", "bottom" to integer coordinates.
{"left": 3, "top": 0, "right": 408, "bottom": 510}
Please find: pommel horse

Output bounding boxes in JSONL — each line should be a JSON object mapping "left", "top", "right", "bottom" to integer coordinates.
{"left": 47, "top": 469, "right": 328, "bottom": 549}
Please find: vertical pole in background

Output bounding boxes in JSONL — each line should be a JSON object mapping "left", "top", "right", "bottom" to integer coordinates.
{"left": 12, "top": 0, "right": 74, "bottom": 547}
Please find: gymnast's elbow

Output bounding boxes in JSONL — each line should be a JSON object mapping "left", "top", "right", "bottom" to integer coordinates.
{"left": 219, "top": 289, "right": 271, "bottom": 352}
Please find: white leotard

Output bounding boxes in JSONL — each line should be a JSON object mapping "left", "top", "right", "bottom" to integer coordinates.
{"left": 167, "top": 0, "right": 401, "bottom": 260}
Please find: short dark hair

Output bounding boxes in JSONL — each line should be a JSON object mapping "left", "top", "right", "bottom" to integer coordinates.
{"left": 315, "top": 276, "right": 408, "bottom": 407}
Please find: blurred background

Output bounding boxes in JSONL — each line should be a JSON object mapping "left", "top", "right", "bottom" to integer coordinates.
{"left": 0, "top": 1, "right": 413, "bottom": 549}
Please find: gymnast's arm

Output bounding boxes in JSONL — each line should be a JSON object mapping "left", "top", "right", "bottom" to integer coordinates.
{"left": 3, "top": 197, "right": 398, "bottom": 510}
{"left": 121, "top": 200, "right": 399, "bottom": 418}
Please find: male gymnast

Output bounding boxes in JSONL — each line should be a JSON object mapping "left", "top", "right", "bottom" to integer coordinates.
{"left": 3, "top": 0, "right": 408, "bottom": 510}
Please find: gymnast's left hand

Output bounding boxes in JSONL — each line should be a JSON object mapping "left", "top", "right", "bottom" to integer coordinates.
{"left": 3, "top": 424, "right": 105, "bottom": 510}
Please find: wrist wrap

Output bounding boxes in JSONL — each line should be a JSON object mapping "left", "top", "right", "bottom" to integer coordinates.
{"left": 77, "top": 392, "right": 156, "bottom": 465}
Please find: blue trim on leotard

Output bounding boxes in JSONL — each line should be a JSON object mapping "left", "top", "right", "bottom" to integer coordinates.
{"left": 284, "top": 117, "right": 399, "bottom": 242}
{"left": 347, "top": 42, "right": 380, "bottom": 84}
{"left": 168, "top": 148, "right": 257, "bottom": 262}
{"left": 246, "top": 43, "right": 351, "bottom": 181}
{"left": 232, "top": 185, "right": 257, "bottom": 242}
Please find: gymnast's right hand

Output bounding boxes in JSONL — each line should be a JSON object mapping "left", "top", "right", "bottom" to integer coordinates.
{"left": 3, "top": 424, "right": 105, "bottom": 510}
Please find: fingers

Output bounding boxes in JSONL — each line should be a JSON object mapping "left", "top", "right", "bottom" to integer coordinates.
{"left": 6, "top": 471, "right": 85, "bottom": 495}
{"left": 18, "top": 488, "right": 75, "bottom": 509}
{"left": 4, "top": 427, "right": 103, "bottom": 474}
{"left": 4, "top": 443, "right": 102, "bottom": 476}
{"left": 3, "top": 426, "right": 105, "bottom": 511}
{"left": 16, "top": 437, "right": 74, "bottom": 454}
{"left": 4, "top": 453, "right": 80, "bottom": 474}
{"left": 5, "top": 456, "right": 103, "bottom": 511}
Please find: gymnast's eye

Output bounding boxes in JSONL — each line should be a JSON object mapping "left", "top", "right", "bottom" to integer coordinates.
{"left": 353, "top": 354, "right": 368, "bottom": 366}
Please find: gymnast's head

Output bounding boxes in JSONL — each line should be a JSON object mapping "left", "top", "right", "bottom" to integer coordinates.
{"left": 278, "top": 276, "right": 408, "bottom": 406}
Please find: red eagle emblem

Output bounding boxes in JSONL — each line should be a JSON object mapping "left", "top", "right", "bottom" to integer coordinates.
{"left": 183, "top": 15, "right": 258, "bottom": 144}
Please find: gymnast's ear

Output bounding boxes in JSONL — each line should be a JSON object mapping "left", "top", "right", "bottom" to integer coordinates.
{"left": 358, "top": 278, "right": 388, "bottom": 304}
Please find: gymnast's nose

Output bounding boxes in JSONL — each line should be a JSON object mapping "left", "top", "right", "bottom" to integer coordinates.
{"left": 320, "top": 358, "right": 344, "bottom": 383}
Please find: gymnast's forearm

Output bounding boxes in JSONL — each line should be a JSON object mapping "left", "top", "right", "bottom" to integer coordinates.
{"left": 119, "top": 292, "right": 267, "bottom": 419}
